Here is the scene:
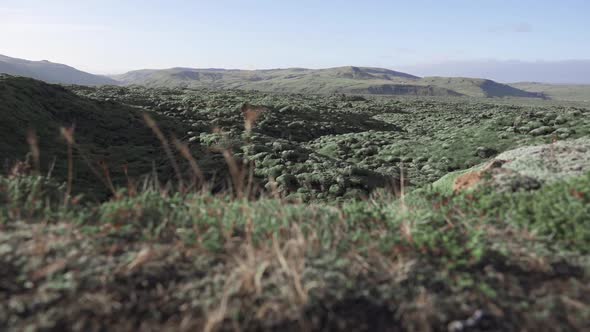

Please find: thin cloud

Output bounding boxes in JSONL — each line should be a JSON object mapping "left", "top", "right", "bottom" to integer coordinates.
{"left": 0, "top": 7, "right": 26, "bottom": 14}
{"left": 0, "top": 21, "right": 111, "bottom": 33}
{"left": 379, "top": 48, "right": 417, "bottom": 59}
{"left": 488, "top": 22, "right": 533, "bottom": 33}
{"left": 26, "top": 23, "right": 110, "bottom": 32}
{"left": 0, "top": 10, "right": 111, "bottom": 33}
{"left": 513, "top": 22, "right": 533, "bottom": 33}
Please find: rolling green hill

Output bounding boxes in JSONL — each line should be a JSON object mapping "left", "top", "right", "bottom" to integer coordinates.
{"left": 114, "top": 66, "right": 541, "bottom": 98}
{"left": 511, "top": 82, "right": 590, "bottom": 102}
{"left": 0, "top": 75, "right": 192, "bottom": 198}
{"left": 0, "top": 54, "right": 117, "bottom": 86}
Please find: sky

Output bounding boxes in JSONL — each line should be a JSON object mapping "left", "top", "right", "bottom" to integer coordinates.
{"left": 1, "top": 0, "right": 590, "bottom": 74}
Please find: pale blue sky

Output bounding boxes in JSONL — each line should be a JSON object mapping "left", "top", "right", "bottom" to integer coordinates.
{"left": 1, "top": 0, "right": 589, "bottom": 74}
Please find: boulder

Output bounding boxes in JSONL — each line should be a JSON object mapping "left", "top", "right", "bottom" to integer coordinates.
{"left": 452, "top": 138, "right": 590, "bottom": 193}
{"left": 529, "top": 126, "right": 555, "bottom": 136}
{"left": 475, "top": 146, "right": 498, "bottom": 158}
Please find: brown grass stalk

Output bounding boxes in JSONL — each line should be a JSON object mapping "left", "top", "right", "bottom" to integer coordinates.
{"left": 122, "top": 164, "right": 137, "bottom": 197}
{"left": 26, "top": 129, "right": 40, "bottom": 175}
{"left": 60, "top": 126, "right": 75, "bottom": 204}
{"left": 99, "top": 160, "right": 118, "bottom": 198}
{"left": 172, "top": 136, "right": 205, "bottom": 192}
{"left": 59, "top": 125, "right": 119, "bottom": 198}
{"left": 143, "top": 113, "right": 185, "bottom": 192}
{"left": 221, "top": 149, "right": 245, "bottom": 199}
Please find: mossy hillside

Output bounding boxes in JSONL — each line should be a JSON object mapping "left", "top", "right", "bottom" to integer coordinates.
{"left": 69, "top": 84, "right": 590, "bottom": 201}
{"left": 0, "top": 76, "right": 217, "bottom": 199}
{"left": 2, "top": 76, "right": 588, "bottom": 202}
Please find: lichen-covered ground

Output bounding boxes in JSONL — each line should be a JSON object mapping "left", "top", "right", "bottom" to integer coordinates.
{"left": 65, "top": 84, "right": 590, "bottom": 201}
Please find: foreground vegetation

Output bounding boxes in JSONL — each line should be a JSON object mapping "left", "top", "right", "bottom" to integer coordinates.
{"left": 1, "top": 168, "right": 589, "bottom": 331}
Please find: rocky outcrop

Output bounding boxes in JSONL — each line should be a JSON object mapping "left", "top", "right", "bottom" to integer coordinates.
{"left": 453, "top": 138, "right": 590, "bottom": 193}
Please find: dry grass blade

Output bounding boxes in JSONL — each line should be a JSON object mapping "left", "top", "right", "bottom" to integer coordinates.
{"left": 99, "top": 160, "right": 117, "bottom": 197}
{"left": 122, "top": 163, "right": 137, "bottom": 196}
{"left": 173, "top": 136, "right": 205, "bottom": 191}
{"left": 60, "top": 126, "right": 75, "bottom": 203}
{"left": 143, "top": 113, "right": 185, "bottom": 192}
{"left": 222, "top": 149, "right": 245, "bottom": 198}
{"left": 272, "top": 233, "right": 308, "bottom": 305}
{"left": 26, "top": 129, "right": 40, "bottom": 174}
{"left": 31, "top": 259, "right": 68, "bottom": 281}
{"left": 126, "top": 247, "right": 155, "bottom": 273}
{"left": 203, "top": 275, "right": 235, "bottom": 332}
{"left": 241, "top": 103, "right": 264, "bottom": 133}
{"left": 60, "top": 125, "right": 118, "bottom": 198}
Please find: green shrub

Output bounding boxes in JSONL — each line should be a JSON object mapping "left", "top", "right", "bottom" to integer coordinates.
{"left": 0, "top": 175, "right": 66, "bottom": 222}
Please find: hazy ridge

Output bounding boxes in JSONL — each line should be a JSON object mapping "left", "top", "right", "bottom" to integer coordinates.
{"left": 113, "top": 66, "right": 541, "bottom": 98}
{"left": 0, "top": 54, "right": 548, "bottom": 98}
{"left": 0, "top": 54, "right": 117, "bottom": 86}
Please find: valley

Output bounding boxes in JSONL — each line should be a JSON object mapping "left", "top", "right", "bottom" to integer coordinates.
{"left": 1, "top": 74, "right": 589, "bottom": 331}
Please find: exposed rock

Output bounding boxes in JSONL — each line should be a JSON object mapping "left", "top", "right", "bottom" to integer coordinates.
{"left": 453, "top": 160, "right": 506, "bottom": 193}
{"left": 454, "top": 138, "right": 590, "bottom": 193}
{"left": 529, "top": 126, "right": 555, "bottom": 136}
{"left": 496, "top": 138, "right": 590, "bottom": 184}
{"left": 475, "top": 146, "right": 498, "bottom": 158}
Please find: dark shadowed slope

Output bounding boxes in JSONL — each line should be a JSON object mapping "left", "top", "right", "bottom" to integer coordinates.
{"left": 0, "top": 54, "right": 117, "bottom": 86}
{"left": 0, "top": 75, "right": 190, "bottom": 198}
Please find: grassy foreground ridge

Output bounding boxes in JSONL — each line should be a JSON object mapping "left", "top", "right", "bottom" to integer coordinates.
{"left": 1, "top": 170, "right": 589, "bottom": 331}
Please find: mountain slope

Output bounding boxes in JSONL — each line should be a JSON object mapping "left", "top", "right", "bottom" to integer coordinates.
{"left": 114, "top": 66, "right": 423, "bottom": 94}
{"left": 511, "top": 82, "right": 590, "bottom": 102}
{"left": 419, "top": 77, "right": 545, "bottom": 98}
{"left": 0, "top": 54, "right": 117, "bottom": 86}
{"left": 114, "top": 66, "right": 541, "bottom": 98}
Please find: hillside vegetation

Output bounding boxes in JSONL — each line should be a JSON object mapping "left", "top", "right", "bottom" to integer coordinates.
{"left": 2, "top": 144, "right": 589, "bottom": 331}
{"left": 1, "top": 76, "right": 589, "bottom": 331}
{"left": 0, "top": 75, "right": 208, "bottom": 199}
{"left": 2, "top": 76, "right": 589, "bottom": 201}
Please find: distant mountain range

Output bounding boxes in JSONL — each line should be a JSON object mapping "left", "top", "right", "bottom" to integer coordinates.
{"left": 113, "top": 66, "right": 548, "bottom": 98}
{"left": 4, "top": 53, "right": 590, "bottom": 100}
{"left": 0, "top": 54, "right": 117, "bottom": 86}
{"left": 511, "top": 82, "right": 590, "bottom": 102}
{"left": 114, "top": 66, "right": 464, "bottom": 97}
